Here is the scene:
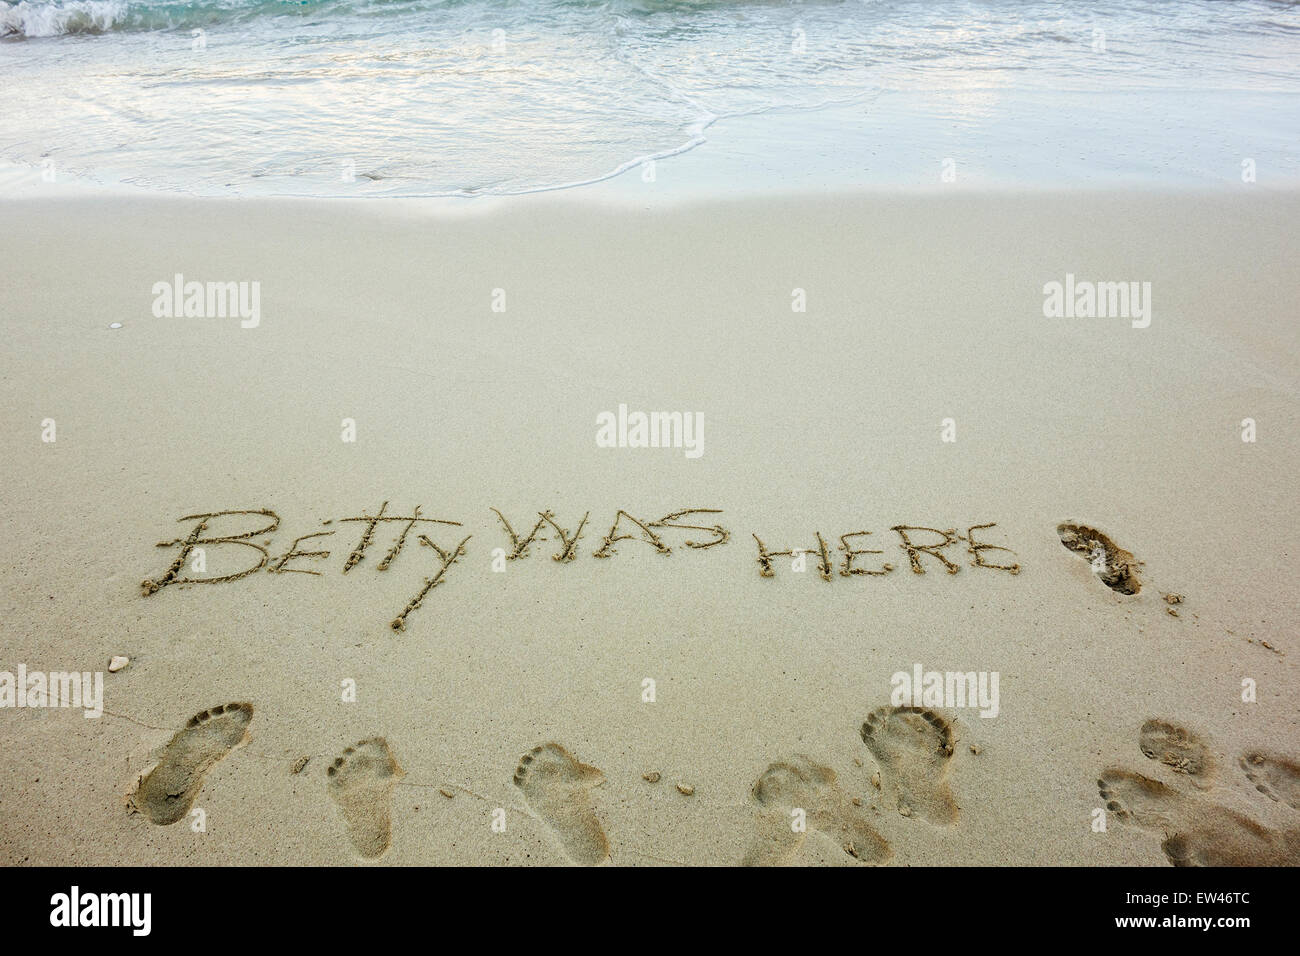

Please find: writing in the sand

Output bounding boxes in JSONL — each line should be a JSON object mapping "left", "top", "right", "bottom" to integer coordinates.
{"left": 140, "top": 505, "right": 1021, "bottom": 631}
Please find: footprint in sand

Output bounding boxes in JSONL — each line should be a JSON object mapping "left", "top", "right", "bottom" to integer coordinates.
{"left": 1098, "top": 768, "right": 1299, "bottom": 866}
{"left": 513, "top": 743, "right": 610, "bottom": 866}
{"left": 327, "top": 737, "right": 404, "bottom": 859}
{"left": 742, "top": 755, "right": 891, "bottom": 866}
{"left": 1240, "top": 752, "right": 1300, "bottom": 810}
{"left": 1057, "top": 522, "right": 1141, "bottom": 595}
{"left": 1139, "top": 718, "right": 1214, "bottom": 787}
{"left": 128, "top": 702, "right": 253, "bottom": 825}
{"left": 860, "top": 705, "right": 959, "bottom": 825}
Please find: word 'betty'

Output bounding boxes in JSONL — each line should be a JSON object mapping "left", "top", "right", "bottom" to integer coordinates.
{"left": 140, "top": 505, "right": 1021, "bottom": 631}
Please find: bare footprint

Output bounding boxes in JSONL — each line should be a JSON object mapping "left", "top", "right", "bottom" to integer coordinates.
{"left": 860, "top": 706, "right": 959, "bottom": 825}
{"left": 1057, "top": 522, "right": 1142, "bottom": 595}
{"left": 742, "top": 755, "right": 891, "bottom": 866}
{"left": 127, "top": 702, "right": 253, "bottom": 825}
{"left": 1240, "top": 752, "right": 1300, "bottom": 810}
{"left": 513, "top": 743, "right": 609, "bottom": 866}
{"left": 1098, "top": 768, "right": 1298, "bottom": 866}
{"left": 1139, "top": 719, "right": 1214, "bottom": 786}
{"left": 1097, "top": 767, "right": 1182, "bottom": 829}
{"left": 327, "top": 737, "right": 404, "bottom": 859}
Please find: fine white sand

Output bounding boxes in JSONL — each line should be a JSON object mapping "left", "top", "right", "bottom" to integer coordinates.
{"left": 0, "top": 190, "right": 1297, "bottom": 865}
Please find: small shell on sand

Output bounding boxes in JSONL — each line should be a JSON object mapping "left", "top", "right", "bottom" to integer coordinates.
{"left": 642, "top": 771, "right": 661, "bottom": 783}
{"left": 109, "top": 323, "right": 122, "bottom": 330}
{"left": 108, "top": 656, "right": 129, "bottom": 672}
{"left": 439, "top": 788, "right": 455, "bottom": 799}
{"left": 675, "top": 783, "right": 694, "bottom": 796}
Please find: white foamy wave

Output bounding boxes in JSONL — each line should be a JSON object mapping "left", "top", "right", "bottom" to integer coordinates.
{"left": 1, "top": 0, "right": 129, "bottom": 38}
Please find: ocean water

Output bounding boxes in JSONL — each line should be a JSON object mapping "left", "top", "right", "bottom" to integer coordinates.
{"left": 1, "top": 0, "right": 1298, "bottom": 196}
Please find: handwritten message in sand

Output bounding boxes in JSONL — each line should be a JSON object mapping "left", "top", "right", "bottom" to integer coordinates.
{"left": 140, "top": 504, "right": 1022, "bottom": 630}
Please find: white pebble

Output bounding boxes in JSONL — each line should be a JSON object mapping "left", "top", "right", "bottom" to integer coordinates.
{"left": 108, "top": 655, "right": 129, "bottom": 672}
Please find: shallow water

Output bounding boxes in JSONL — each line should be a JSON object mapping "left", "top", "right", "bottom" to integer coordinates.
{"left": 2, "top": 0, "right": 1298, "bottom": 196}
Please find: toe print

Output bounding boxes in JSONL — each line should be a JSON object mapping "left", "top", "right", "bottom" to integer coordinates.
{"left": 513, "top": 743, "right": 610, "bottom": 865}
{"left": 128, "top": 702, "right": 253, "bottom": 826}
{"left": 743, "top": 755, "right": 891, "bottom": 866}
{"left": 327, "top": 737, "right": 403, "bottom": 859}
{"left": 1240, "top": 752, "right": 1300, "bottom": 810}
{"left": 1138, "top": 719, "right": 1214, "bottom": 786}
{"left": 860, "top": 706, "right": 959, "bottom": 825}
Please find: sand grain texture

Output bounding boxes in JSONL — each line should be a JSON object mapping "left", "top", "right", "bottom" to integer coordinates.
{"left": 0, "top": 192, "right": 1296, "bottom": 865}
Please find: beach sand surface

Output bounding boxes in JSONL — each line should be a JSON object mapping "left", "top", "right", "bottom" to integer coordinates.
{"left": 0, "top": 191, "right": 1297, "bottom": 865}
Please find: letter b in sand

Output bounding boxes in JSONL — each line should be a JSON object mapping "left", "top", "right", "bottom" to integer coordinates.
{"left": 140, "top": 509, "right": 280, "bottom": 595}
{"left": 641, "top": 678, "right": 656, "bottom": 703}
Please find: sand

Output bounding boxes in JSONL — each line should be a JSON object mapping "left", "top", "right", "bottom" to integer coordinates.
{"left": 0, "top": 189, "right": 1297, "bottom": 866}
